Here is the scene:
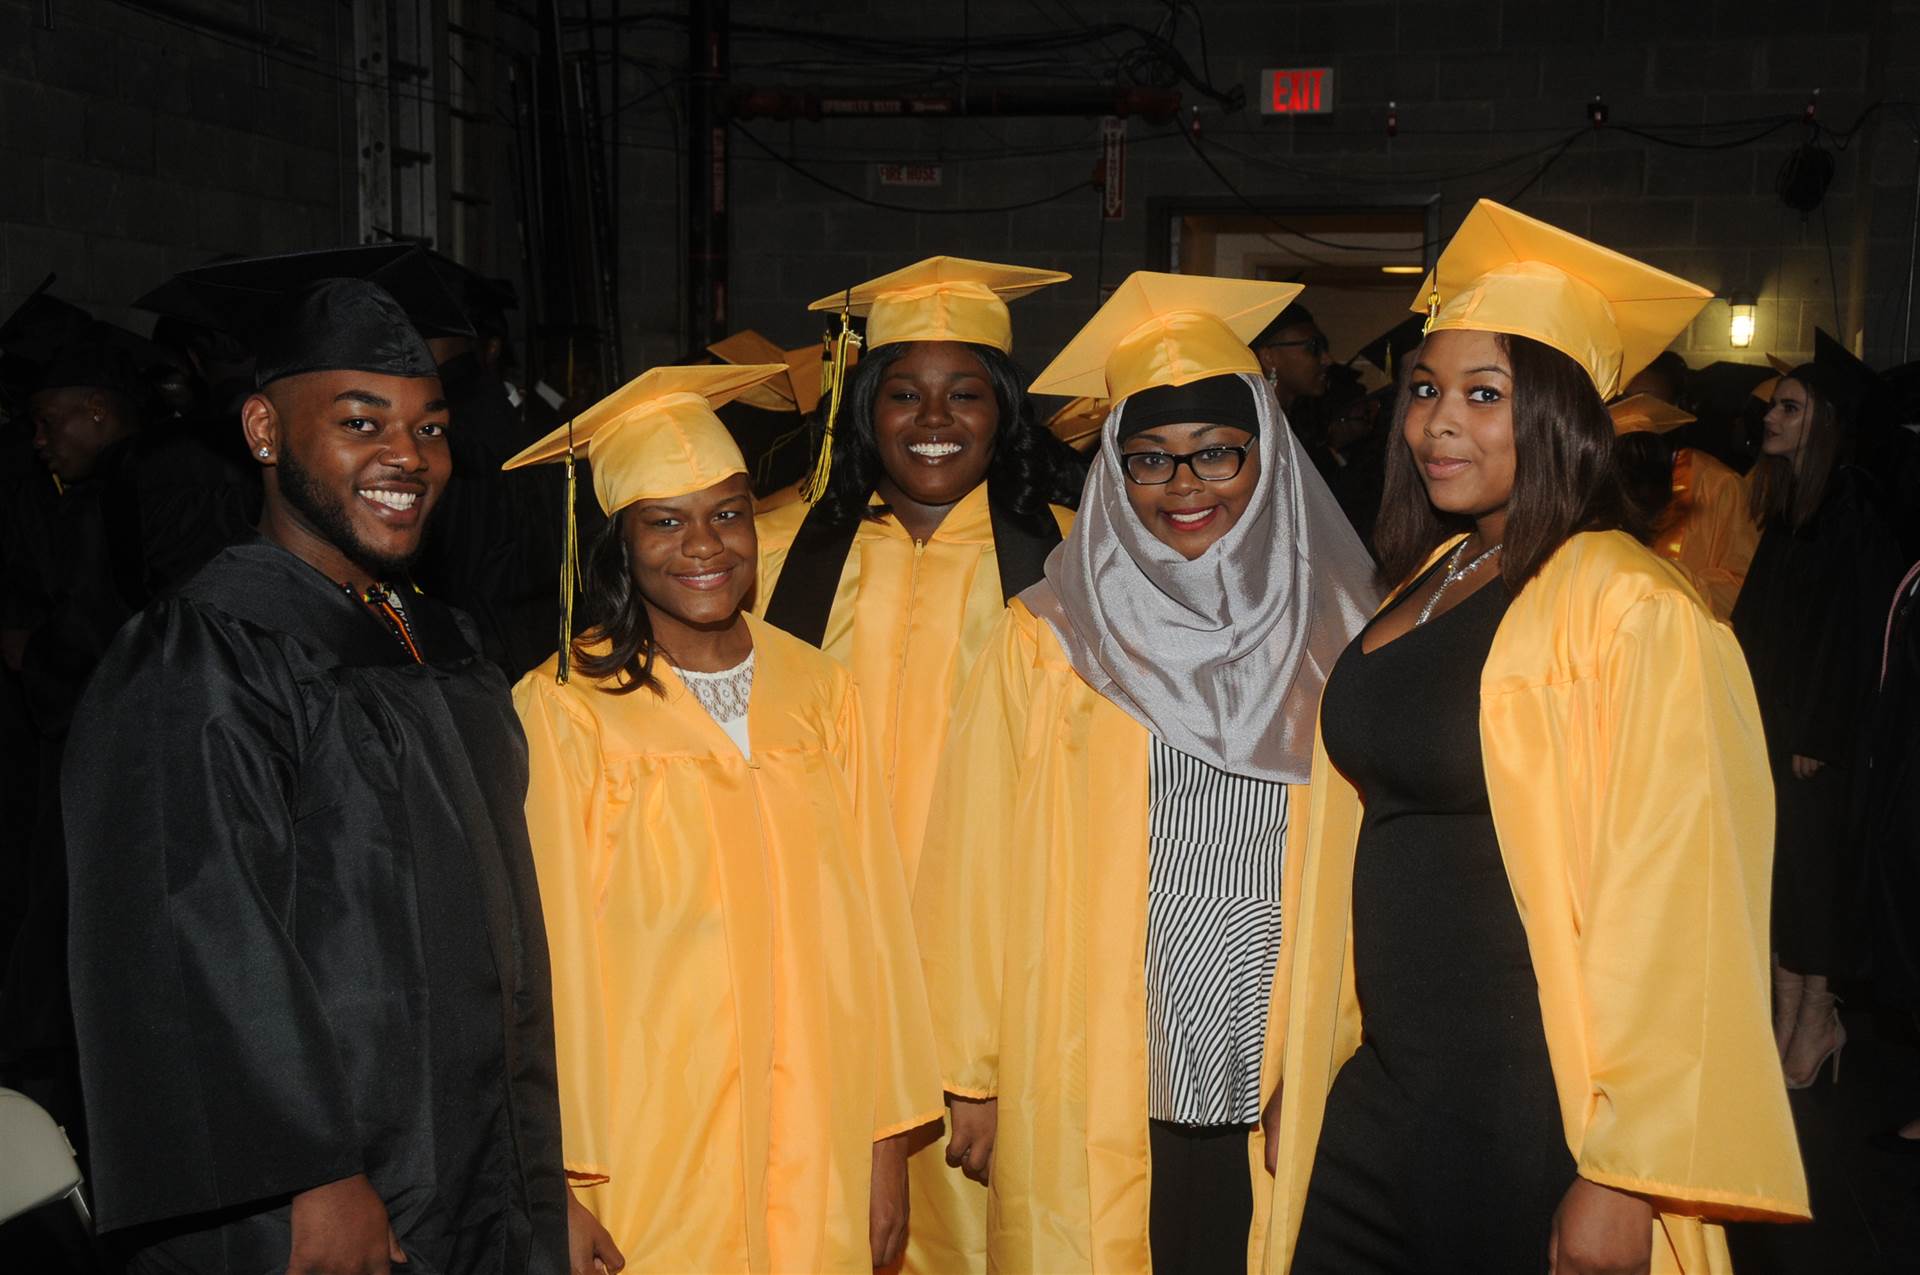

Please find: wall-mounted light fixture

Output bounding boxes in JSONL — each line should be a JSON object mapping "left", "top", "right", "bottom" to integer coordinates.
{"left": 1379, "top": 265, "right": 1424, "bottom": 275}
{"left": 1729, "top": 292, "right": 1757, "bottom": 349}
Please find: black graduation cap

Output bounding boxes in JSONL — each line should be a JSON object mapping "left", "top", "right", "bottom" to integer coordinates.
{"left": 137, "top": 245, "right": 471, "bottom": 387}
{"left": 1809, "top": 327, "right": 1884, "bottom": 425}
{"left": 1688, "top": 359, "right": 1778, "bottom": 413}
{"left": 37, "top": 320, "right": 176, "bottom": 398}
{"left": 138, "top": 244, "right": 470, "bottom": 339}
{"left": 419, "top": 250, "right": 519, "bottom": 333}
{"left": 0, "top": 279, "right": 168, "bottom": 401}
{"left": 0, "top": 275, "right": 94, "bottom": 366}
{"left": 1351, "top": 314, "right": 1427, "bottom": 377}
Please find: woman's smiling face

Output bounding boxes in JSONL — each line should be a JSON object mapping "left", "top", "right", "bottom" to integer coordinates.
{"left": 1118, "top": 420, "right": 1261, "bottom": 560}
{"left": 1402, "top": 328, "right": 1517, "bottom": 522}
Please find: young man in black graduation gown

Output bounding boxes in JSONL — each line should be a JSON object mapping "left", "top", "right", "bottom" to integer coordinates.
{"left": 62, "top": 277, "right": 567, "bottom": 1275}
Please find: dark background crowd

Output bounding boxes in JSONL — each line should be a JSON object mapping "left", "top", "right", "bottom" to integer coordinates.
{"left": 3, "top": 1, "right": 1920, "bottom": 1271}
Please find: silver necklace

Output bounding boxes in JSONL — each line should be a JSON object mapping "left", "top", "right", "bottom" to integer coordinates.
{"left": 1415, "top": 538, "right": 1503, "bottom": 626}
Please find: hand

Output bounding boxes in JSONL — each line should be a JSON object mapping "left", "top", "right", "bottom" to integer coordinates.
{"left": 1261, "top": 1086, "right": 1283, "bottom": 1175}
{"left": 1791, "top": 754, "right": 1826, "bottom": 780}
{"left": 287, "top": 1173, "right": 407, "bottom": 1274}
{"left": 870, "top": 1132, "right": 911, "bottom": 1267}
{"left": 946, "top": 1095, "right": 997, "bottom": 1185}
{"left": 1548, "top": 1177, "right": 1653, "bottom": 1275}
{"left": 566, "top": 1187, "right": 626, "bottom": 1275}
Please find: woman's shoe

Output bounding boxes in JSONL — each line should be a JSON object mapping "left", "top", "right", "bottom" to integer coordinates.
{"left": 1782, "top": 991, "right": 1845, "bottom": 1089}
{"left": 1771, "top": 965, "right": 1804, "bottom": 1058}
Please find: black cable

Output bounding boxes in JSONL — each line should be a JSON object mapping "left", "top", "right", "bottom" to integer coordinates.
{"left": 1611, "top": 119, "right": 1797, "bottom": 150}
{"left": 731, "top": 123, "right": 1091, "bottom": 214}
{"left": 1820, "top": 200, "right": 1844, "bottom": 336}
{"left": 1500, "top": 128, "right": 1584, "bottom": 205}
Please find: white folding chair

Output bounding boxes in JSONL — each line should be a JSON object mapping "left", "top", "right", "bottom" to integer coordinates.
{"left": 0, "top": 1086, "right": 92, "bottom": 1231}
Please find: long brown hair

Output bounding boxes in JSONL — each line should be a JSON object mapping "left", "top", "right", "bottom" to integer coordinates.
{"left": 1374, "top": 333, "right": 1649, "bottom": 591}
{"left": 1747, "top": 365, "right": 1847, "bottom": 532}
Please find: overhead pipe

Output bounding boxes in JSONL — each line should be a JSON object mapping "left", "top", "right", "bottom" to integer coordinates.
{"left": 729, "top": 85, "right": 1182, "bottom": 123}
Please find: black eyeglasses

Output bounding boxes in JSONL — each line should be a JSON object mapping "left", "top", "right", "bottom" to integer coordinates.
{"left": 1263, "top": 335, "right": 1329, "bottom": 357}
{"left": 1120, "top": 445, "right": 1250, "bottom": 485}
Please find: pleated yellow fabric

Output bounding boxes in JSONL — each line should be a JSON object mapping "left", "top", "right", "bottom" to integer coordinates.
{"left": 514, "top": 614, "right": 943, "bottom": 1274}
{"left": 916, "top": 600, "right": 1304, "bottom": 1274}
{"left": 1656, "top": 450, "right": 1759, "bottom": 622}
{"left": 1261, "top": 531, "right": 1810, "bottom": 1275}
{"left": 753, "top": 486, "right": 1074, "bottom": 1275}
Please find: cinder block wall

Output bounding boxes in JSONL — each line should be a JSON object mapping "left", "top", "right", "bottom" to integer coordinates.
{"left": 608, "top": 0, "right": 1920, "bottom": 378}
{"left": 2, "top": 1, "right": 1914, "bottom": 385}
{"left": 0, "top": 0, "right": 355, "bottom": 333}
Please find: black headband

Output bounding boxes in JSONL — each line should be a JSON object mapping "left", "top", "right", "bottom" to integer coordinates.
{"left": 1116, "top": 373, "right": 1259, "bottom": 441}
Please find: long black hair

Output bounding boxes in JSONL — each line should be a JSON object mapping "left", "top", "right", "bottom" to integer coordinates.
{"left": 1374, "top": 333, "right": 1652, "bottom": 592}
{"left": 570, "top": 510, "right": 663, "bottom": 695}
{"left": 814, "top": 340, "right": 1086, "bottom": 524}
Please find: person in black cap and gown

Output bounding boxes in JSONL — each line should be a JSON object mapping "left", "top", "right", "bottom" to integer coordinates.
{"left": 0, "top": 313, "right": 251, "bottom": 1183}
{"left": 1733, "top": 361, "right": 1902, "bottom": 1088}
{"left": 62, "top": 275, "right": 567, "bottom": 1275}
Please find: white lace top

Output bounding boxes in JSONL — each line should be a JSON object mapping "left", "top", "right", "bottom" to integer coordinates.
{"left": 676, "top": 650, "right": 756, "bottom": 759}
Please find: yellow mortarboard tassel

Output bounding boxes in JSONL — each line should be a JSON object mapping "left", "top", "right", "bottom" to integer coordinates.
{"left": 802, "top": 302, "right": 862, "bottom": 504}
{"left": 50, "top": 472, "right": 64, "bottom": 496}
{"left": 1422, "top": 284, "right": 1440, "bottom": 335}
{"left": 556, "top": 415, "right": 579, "bottom": 684}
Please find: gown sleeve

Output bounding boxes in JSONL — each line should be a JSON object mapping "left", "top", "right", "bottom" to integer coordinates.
{"left": 912, "top": 608, "right": 1035, "bottom": 1100}
{"left": 1678, "top": 457, "right": 1758, "bottom": 623}
{"left": 513, "top": 675, "right": 616, "bottom": 1188}
{"left": 63, "top": 600, "right": 363, "bottom": 1232}
{"left": 1575, "top": 589, "right": 1809, "bottom": 1219}
{"left": 831, "top": 680, "right": 944, "bottom": 1140}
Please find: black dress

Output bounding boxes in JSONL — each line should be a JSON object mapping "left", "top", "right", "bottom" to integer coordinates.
{"left": 1291, "top": 574, "right": 1575, "bottom": 1274}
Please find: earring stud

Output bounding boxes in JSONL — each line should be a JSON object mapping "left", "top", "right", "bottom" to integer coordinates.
{"left": 258, "top": 447, "right": 271, "bottom": 458}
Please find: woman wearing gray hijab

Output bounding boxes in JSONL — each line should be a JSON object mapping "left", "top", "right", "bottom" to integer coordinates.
{"left": 911, "top": 274, "right": 1380, "bottom": 1275}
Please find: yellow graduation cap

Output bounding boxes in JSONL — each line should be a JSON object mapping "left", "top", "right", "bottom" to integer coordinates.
{"left": 503, "top": 363, "right": 784, "bottom": 514}
{"left": 1766, "top": 353, "right": 1794, "bottom": 374}
{"left": 1047, "top": 396, "right": 1110, "bottom": 451}
{"left": 1608, "top": 392, "right": 1696, "bottom": 436}
{"left": 503, "top": 363, "right": 784, "bottom": 683}
{"left": 806, "top": 255, "right": 1070, "bottom": 353}
{"left": 707, "top": 330, "right": 829, "bottom": 416}
{"left": 1414, "top": 199, "right": 1712, "bottom": 400}
{"left": 1029, "top": 271, "right": 1304, "bottom": 402}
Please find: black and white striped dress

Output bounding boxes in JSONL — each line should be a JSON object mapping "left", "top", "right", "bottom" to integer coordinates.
{"left": 1145, "top": 736, "right": 1288, "bottom": 1126}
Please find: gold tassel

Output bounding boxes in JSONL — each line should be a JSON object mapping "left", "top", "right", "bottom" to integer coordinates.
{"left": 801, "top": 304, "right": 862, "bottom": 504}
{"left": 557, "top": 418, "right": 580, "bottom": 684}
{"left": 1422, "top": 286, "right": 1441, "bottom": 335}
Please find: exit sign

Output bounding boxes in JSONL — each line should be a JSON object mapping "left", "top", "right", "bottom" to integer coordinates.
{"left": 1260, "top": 67, "right": 1333, "bottom": 115}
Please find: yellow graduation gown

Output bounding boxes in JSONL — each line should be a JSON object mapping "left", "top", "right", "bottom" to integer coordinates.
{"left": 1261, "top": 531, "right": 1810, "bottom": 1275}
{"left": 756, "top": 485, "right": 1073, "bottom": 1275}
{"left": 915, "top": 599, "right": 1303, "bottom": 1274}
{"left": 514, "top": 614, "right": 943, "bottom": 1274}
{"left": 754, "top": 484, "right": 1076, "bottom": 881}
{"left": 1654, "top": 449, "right": 1759, "bottom": 622}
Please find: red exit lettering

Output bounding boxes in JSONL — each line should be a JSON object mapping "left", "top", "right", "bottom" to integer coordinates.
{"left": 1261, "top": 67, "right": 1333, "bottom": 116}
